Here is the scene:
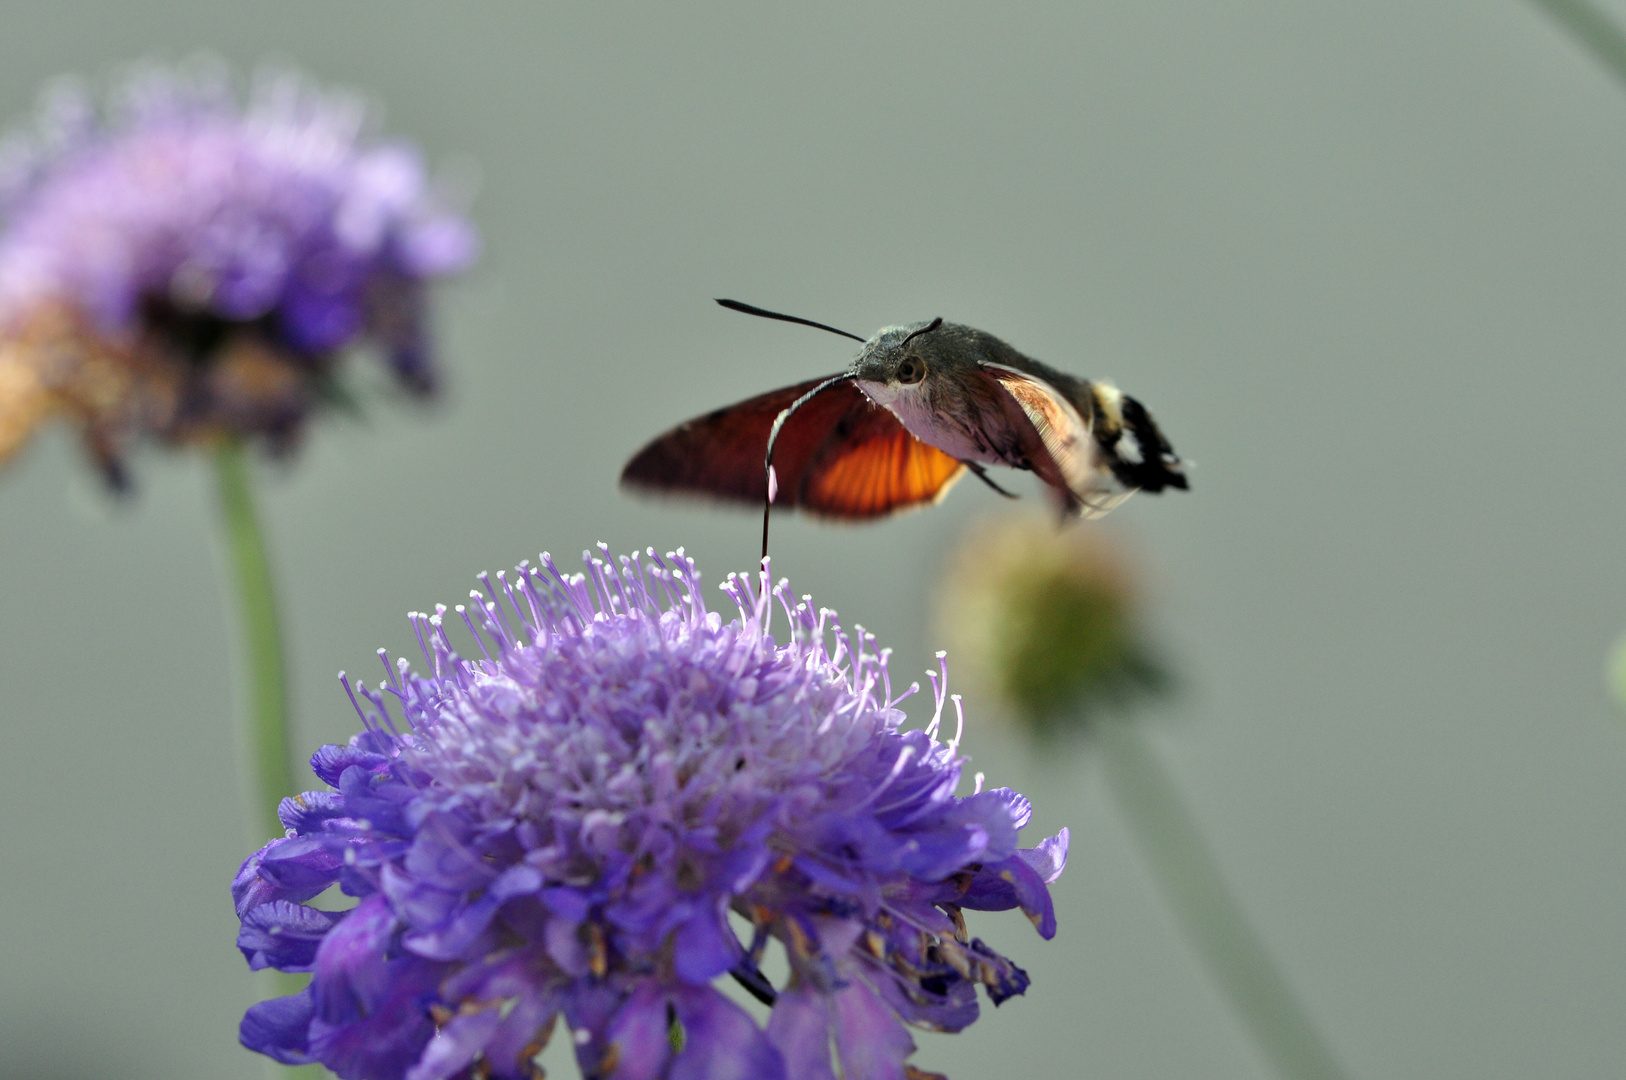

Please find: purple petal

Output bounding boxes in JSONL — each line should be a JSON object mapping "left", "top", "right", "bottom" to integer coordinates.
{"left": 259, "top": 837, "right": 346, "bottom": 893}
{"left": 403, "top": 1006, "right": 502, "bottom": 1080}
{"left": 492, "top": 864, "right": 544, "bottom": 898}
{"left": 599, "top": 982, "right": 671, "bottom": 1080}
{"left": 562, "top": 983, "right": 624, "bottom": 1078}
{"left": 803, "top": 811, "right": 904, "bottom": 874}
{"left": 540, "top": 887, "right": 591, "bottom": 922}
{"left": 311, "top": 894, "right": 398, "bottom": 1023}
{"left": 402, "top": 861, "right": 540, "bottom": 962}
{"left": 878, "top": 899, "right": 954, "bottom": 938}
{"left": 832, "top": 980, "right": 915, "bottom": 1080}
{"left": 481, "top": 992, "right": 560, "bottom": 1080}
{"left": 982, "top": 786, "right": 1032, "bottom": 830}
{"left": 238, "top": 900, "right": 343, "bottom": 972}
{"left": 1017, "top": 827, "right": 1069, "bottom": 885}
{"left": 422, "top": 950, "right": 566, "bottom": 1076}
{"left": 334, "top": 766, "right": 415, "bottom": 836}
{"left": 765, "top": 986, "right": 838, "bottom": 1080}
{"left": 234, "top": 837, "right": 342, "bottom": 919}
{"left": 544, "top": 913, "right": 589, "bottom": 976}
{"left": 280, "top": 281, "right": 363, "bottom": 353}
{"left": 792, "top": 854, "right": 871, "bottom": 896}
{"left": 309, "top": 957, "right": 443, "bottom": 1080}
{"left": 337, "top": 147, "right": 425, "bottom": 253}
{"left": 232, "top": 841, "right": 286, "bottom": 918}
{"left": 960, "top": 855, "right": 1057, "bottom": 939}
{"left": 278, "top": 791, "right": 350, "bottom": 834}
{"left": 670, "top": 985, "right": 785, "bottom": 1080}
{"left": 403, "top": 893, "right": 500, "bottom": 961}
{"left": 943, "top": 790, "right": 1022, "bottom": 860}
{"left": 381, "top": 863, "right": 463, "bottom": 932}
{"left": 716, "top": 835, "right": 773, "bottom": 893}
{"left": 867, "top": 963, "right": 980, "bottom": 1033}
{"left": 310, "top": 741, "right": 391, "bottom": 787}
{"left": 402, "top": 815, "right": 498, "bottom": 892}
{"left": 396, "top": 216, "right": 479, "bottom": 275}
{"left": 239, "top": 987, "right": 315, "bottom": 1065}
{"left": 896, "top": 823, "right": 992, "bottom": 882}
{"left": 672, "top": 900, "right": 738, "bottom": 985}
{"left": 871, "top": 734, "right": 961, "bottom": 830}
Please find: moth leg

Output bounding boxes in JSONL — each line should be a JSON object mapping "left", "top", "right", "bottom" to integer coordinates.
{"left": 961, "top": 460, "right": 1020, "bottom": 499}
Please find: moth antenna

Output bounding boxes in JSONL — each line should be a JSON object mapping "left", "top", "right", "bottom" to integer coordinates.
{"left": 716, "top": 298, "right": 866, "bottom": 343}
{"left": 761, "top": 371, "right": 857, "bottom": 562}
{"left": 900, "top": 316, "right": 943, "bottom": 348}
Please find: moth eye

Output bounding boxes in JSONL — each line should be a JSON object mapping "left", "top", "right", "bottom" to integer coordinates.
{"left": 896, "top": 357, "right": 926, "bottom": 385}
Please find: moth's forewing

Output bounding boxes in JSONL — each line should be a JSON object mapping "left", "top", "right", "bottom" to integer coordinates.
{"left": 621, "top": 377, "right": 964, "bottom": 519}
{"left": 621, "top": 375, "right": 837, "bottom": 505}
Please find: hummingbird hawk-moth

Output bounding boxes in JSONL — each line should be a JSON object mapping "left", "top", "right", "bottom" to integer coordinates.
{"left": 621, "top": 300, "right": 1187, "bottom": 556}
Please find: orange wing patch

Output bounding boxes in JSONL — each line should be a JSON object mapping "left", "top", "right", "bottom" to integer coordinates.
{"left": 806, "top": 428, "right": 966, "bottom": 518}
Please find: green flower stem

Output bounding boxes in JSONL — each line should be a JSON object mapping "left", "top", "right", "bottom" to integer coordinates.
{"left": 1095, "top": 722, "right": 1350, "bottom": 1080}
{"left": 212, "top": 439, "right": 295, "bottom": 843}
{"left": 213, "top": 444, "right": 325, "bottom": 1079}
{"left": 1531, "top": 0, "right": 1626, "bottom": 91}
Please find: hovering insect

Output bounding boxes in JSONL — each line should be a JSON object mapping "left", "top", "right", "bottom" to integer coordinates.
{"left": 621, "top": 300, "right": 1187, "bottom": 558}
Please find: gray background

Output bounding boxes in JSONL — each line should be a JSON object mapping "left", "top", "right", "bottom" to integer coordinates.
{"left": 1, "top": 2, "right": 1624, "bottom": 1078}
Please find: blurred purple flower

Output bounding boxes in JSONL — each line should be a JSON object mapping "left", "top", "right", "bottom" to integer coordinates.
{"left": 234, "top": 548, "right": 1068, "bottom": 1080}
{"left": 0, "top": 60, "right": 476, "bottom": 485}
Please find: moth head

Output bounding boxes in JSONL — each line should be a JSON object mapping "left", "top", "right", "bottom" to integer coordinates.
{"left": 853, "top": 317, "right": 945, "bottom": 387}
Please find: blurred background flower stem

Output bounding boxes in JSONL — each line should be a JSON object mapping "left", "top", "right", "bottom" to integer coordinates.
{"left": 212, "top": 439, "right": 293, "bottom": 843}
{"left": 1097, "top": 720, "right": 1348, "bottom": 1080}
{"left": 216, "top": 440, "right": 320, "bottom": 1078}
{"left": 938, "top": 512, "right": 1351, "bottom": 1078}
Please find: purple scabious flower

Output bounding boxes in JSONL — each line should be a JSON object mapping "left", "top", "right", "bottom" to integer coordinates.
{"left": 0, "top": 61, "right": 476, "bottom": 485}
{"left": 234, "top": 548, "right": 1069, "bottom": 1080}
